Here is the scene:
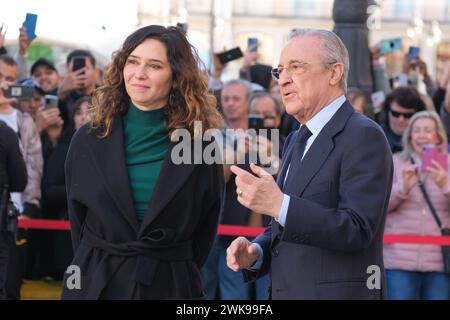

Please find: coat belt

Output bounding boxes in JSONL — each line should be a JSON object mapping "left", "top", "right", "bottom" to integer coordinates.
{"left": 81, "top": 227, "right": 194, "bottom": 299}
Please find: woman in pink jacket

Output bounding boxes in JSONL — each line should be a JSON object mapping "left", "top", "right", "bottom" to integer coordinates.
{"left": 385, "top": 110, "right": 450, "bottom": 300}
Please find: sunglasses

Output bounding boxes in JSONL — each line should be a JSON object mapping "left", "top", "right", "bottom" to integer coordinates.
{"left": 389, "top": 110, "right": 415, "bottom": 119}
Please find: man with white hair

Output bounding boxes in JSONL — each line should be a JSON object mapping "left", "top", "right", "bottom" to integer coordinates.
{"left": 226, "top": 29, "right": 393, "bottom": 299}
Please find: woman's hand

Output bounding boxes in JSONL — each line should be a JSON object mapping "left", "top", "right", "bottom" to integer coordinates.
{"left": 427, "top": 160, "right": 449, "bottom": 189}
{"left": 402, "top": 168, "right": 420, "bottom": 194}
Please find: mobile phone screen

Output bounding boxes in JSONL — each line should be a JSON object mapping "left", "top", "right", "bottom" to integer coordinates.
{"left": 72, "top": 56, "right": 86, "bottom": 72}
{"left": 217, "top": 47, "right": 243, "bottom": 65}
{"left": 421, "top": 144, "right": 448, "bottom": 173}
{"left": 379, "top": 38, "right": 402, "bottom": 54}
{"left": 44, "top": 95, "right": 59, "bottom": 110}
{"left": 408, "top": 47, "right": 420, "bottom": 60}
{"left": 248, "top": 38, "right": 258, "bottom": 52}
{"left": 23, "top": 13, "right": 38, "bottom": 40}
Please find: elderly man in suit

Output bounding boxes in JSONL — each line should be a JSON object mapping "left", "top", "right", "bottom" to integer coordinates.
{"left": 226, "top": 28, "right": 393, "bottom": 300}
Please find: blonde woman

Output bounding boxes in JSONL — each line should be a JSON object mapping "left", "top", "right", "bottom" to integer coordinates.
{"left": 385, "top": 110, "right": 450, "bottom": 300}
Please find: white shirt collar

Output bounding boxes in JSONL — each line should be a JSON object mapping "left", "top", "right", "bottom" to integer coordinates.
{"left": 304, "top": 95, "right": 346, "bottom": 137}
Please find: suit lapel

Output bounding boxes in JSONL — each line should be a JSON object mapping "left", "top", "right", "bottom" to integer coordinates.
{"left": 284, "top": 101, "right": 354, "bottom": 196}
{"left": 85, "top": 119, "right": 140, "bottom": 233}
{"left": 138, "top": 142, "right": 197, "bottom": 237}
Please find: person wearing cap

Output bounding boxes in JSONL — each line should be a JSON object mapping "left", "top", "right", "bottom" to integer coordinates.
{"left": 16, "top": 78, "right": 45, "bottom": 120}
{"left": 31, "top": 58, "right": 60, "bottom": 95}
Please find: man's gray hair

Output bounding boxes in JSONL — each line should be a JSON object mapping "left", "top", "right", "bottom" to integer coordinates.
{"left": 223, "top": 79, "right": 253, "bottom": 100}
{"left": 289, "top": 28, "right": 349, "bottom": 93}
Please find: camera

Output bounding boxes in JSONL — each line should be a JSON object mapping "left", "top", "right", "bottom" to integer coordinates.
{"left": 0, "top": 185, "right": 19, "bottom": 236}
{"left": 4, "top": 85, "right": 34, "bottom": 99}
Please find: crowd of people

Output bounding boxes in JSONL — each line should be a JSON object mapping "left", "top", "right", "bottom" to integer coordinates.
{"left": 0, "top": 20, "right": 449, "bottom": 300}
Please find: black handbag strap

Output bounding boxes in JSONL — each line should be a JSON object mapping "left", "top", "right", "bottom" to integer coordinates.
{"left": 418, "top": 182, "right": 443, "bottom": 228}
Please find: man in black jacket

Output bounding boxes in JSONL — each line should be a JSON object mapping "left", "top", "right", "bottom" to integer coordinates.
{"left": 0, "top": 121, "right": 27, "bottom": 299}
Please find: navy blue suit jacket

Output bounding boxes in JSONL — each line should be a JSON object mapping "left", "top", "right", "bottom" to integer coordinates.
{"left": 244, "top": 100, "right": 393, "bottom": 300}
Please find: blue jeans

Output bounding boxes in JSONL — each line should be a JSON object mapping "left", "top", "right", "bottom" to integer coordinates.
{"left": 386, "top": 269, "right": 450, "bottom": 300}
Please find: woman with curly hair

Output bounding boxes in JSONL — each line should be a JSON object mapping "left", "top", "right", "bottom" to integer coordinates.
{"left": 61, "top": 25, "right": 224, "bottom": 299}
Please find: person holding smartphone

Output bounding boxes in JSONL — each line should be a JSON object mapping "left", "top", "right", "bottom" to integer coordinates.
{"left": 385, "top": 110, "right": 450, "bottom": 300}
{"left": 61, "top": 25, "right": 224, "bottom": 300}
{"left": 57, "top": 50, "right": 98, "bottom": 126}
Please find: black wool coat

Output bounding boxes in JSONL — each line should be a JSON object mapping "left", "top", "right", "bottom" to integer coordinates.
{"left": 61, "top": 119, "right": 224, "bottom": 299}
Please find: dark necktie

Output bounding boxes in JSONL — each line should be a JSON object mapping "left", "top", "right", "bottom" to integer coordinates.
{"left": 283, "top": 125, "right": 312, "bottom": 191}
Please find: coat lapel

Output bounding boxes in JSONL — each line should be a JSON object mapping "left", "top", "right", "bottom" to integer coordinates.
{"left": 284, "top": 100, "right": 354, "bottom": 196}
{"left": 85, "top": 119, "right": 140, "bottom": 233}
{"left": 137, "top": 142, "right": 197, "bottom": 237}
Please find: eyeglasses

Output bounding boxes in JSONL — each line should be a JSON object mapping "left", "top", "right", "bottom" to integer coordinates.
{"left": 271, "top": 61, "right": 310, "bottom": 80}
{"left": 389, "top": 109, "right": 415, "bottom": 119}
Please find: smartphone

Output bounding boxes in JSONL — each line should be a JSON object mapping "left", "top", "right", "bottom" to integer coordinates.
{"left": 216, "top": 47, "right": 244, "bottom": 65}
{"left": 421, "top": 144, "right": 448, "bottom": 173}
{"left": 4, "top": 85, "right": 34, "bottom": 99}
{"left": 408, "top": 46, "right": 420, "bottom": 60}
{"left": 248, "top": 115, "right": 265, "bottom": 131}
{"left": 72, "top": 56, "right": 86, "bottom": 72}
{"left": 247, "top": 38, "right": 258, "bottom": 52}
{"left": 393, "top": 73, "right": 408, "bottom": 88}
{"left": 23, "top": 13, "right": 38, "bottom": 40}
{"left": 380, "top": 38, "right": 403, "bottom": 54}
{"left": 44, "top": 95, "right": 59, "bottom": 110}
{"left": 371, "top": 91, "right": 386, "bottom": 114}
{"left": 176, "top": 22, "right": 188, "bottom": 34}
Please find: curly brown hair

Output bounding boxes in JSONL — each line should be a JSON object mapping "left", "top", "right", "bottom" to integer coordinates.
{"left": 90, "top": 25, "right": 223, "bottom": 139}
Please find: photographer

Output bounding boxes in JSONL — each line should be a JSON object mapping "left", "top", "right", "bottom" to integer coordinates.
{"left": 57, "top": 50, "right": 98, "bottom": 126}
{"left": 0, "top": 121, "right": 27, "bottom": 299}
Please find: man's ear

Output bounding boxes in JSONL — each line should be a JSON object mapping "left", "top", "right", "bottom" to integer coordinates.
{"left": 329, "top": 63, "right": 344, "bottom": 87}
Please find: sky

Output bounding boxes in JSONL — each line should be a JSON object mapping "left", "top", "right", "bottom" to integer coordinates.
{"left": 1, "top": 0, "right": 140, "bottom": 59}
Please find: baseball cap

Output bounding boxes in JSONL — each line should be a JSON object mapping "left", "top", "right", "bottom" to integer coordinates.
{"left": 18, "top": 78, "right": 45, "bottom": 95}
{"left": 30, "top": 58, "right": 57, "bottom": 76}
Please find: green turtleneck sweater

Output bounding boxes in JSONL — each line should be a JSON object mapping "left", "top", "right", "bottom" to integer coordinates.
{"left": 123, "top": 103, "right": 169, "bottom": 223}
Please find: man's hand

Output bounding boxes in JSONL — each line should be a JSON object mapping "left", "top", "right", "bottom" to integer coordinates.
{"left": 19, "top": 27, "right": 33, "bottom": 56}
{"left": 36, "top": 107, "right": 62, "bottom": 133}
{"left": 226, "top": 236, "right": 260, "bottom": 272}
{"left": 241, "top": 45, "right": 259, "bottom": 71}
{"left": 212, "top": 52, "right": 225, "bottom": 79}
{"left": 231, "top": 163, "right": 284, "bottom": 219}
{"left": 58, "top": 67, "right": 87, "bottom": 99}
{"left": 370, "top": 43, "right": 382, "bottom": 66}
{"left": 439, "top": 64, "right": 450, "bottom": 90}
{"left": 0, "top": 82, "right": 17, "bottom": 107}
{"left": 0, "top": 24, "right": 7, "bottom": 49}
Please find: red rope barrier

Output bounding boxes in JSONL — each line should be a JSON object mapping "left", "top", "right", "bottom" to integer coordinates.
{"left": 17, "top": 219, "right": 450, "bottom": 245}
